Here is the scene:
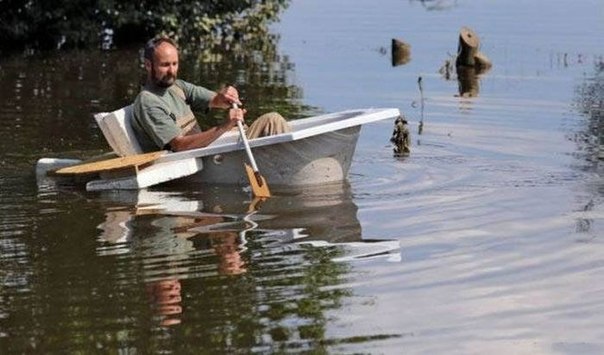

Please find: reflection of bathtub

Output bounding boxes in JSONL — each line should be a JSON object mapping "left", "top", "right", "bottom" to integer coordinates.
{"left": 96, "top": 184, "right": 401, "bottom": 262}
{"left": 97, "top": 182, "right": 361, "bottom": 242}
{"left": 195, "top": 182, "right": 363, "bottom": 243}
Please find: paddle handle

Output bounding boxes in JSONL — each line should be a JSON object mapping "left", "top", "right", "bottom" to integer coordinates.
{"left": 233, "top": 105, "right": 260, "bottom": 173}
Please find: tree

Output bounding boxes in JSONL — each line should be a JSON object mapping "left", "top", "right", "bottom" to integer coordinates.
{"left": 0, "top": 0, "right": 290, "bottom": 53}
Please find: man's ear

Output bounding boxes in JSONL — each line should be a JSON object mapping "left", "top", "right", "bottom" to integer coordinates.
{"left": 144, "top": 58, "right": 152, "bottom": 71}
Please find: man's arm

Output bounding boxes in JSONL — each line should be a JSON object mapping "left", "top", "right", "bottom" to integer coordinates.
{"left": 169, "top": 107, "right": 244, "bottom": 151}
{"left": 178, "top": 80, "right": 240, "bottom": 111}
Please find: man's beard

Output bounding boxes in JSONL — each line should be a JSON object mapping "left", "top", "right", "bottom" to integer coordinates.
{"left": 151, "top": 67, "right": 176, "bottom": 88}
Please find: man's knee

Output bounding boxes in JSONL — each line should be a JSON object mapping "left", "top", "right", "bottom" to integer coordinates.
{"left": 247, "top": 112, "right": 290, "bottom": 139}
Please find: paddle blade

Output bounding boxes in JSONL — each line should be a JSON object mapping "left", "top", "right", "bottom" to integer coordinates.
{"left": 245, "top": 163, "right": 271, "bottom": 198}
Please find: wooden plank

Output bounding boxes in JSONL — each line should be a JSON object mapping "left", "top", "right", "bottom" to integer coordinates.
{"left": 53, "top": 151, "right": 166, "bottom": 175}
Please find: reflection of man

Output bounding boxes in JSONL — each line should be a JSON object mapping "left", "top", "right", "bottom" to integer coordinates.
{"left": 97, "top": 204, "right": 249, "bottom": 327}
{"left": 132, "top": 36, "right": 290, "bottom": 153}
{"left": 146, "top": 278, "right": 183, "bottom": 327}
{"left": 210, "top": 232, "right": 247, "bottom": 276}
{"left": 174, "top": 216, "right": 248, "bottom": 276}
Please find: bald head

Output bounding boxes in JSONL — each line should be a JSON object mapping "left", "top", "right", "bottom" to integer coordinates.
{"left": 144, "top": 37, "right": 178, "bottom": 62}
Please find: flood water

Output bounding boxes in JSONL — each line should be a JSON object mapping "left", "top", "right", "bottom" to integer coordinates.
{"left": 1, "top": 0, "right": 604, "bottom": 353}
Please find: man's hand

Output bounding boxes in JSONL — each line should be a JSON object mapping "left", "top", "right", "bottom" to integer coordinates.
{"left": 225, "top": 107, "right": 246, "bottom": 130}
{"left": 210, "top": 86, "right": 241, "bottom": 108}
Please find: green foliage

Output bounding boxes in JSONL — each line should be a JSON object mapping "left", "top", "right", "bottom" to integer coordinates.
{"left": 0, "top": 0, "right": 100, "bottom": 50}
{"left": 0, "top": 0, "right": 290, "bottom": 52}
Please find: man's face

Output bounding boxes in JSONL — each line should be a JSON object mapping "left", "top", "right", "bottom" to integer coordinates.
{"left": 147, "top": 42, "right": 179, "bottom": 87}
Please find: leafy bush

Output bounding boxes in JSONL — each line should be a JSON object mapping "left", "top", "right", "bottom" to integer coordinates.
{"left": 0, "top": 0, "right": 289, "bottom": 53}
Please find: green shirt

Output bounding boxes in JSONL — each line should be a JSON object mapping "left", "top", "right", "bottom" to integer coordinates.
{"left": 131, "top": 79, "right": 215, "bottom": 152}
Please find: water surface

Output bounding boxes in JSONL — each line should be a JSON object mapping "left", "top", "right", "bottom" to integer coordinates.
{"left": 1, "top": 0, "right": 603, "bottom": 353}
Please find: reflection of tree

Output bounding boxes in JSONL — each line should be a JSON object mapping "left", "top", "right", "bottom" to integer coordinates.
{"left": 0, "top": 50, "right": 142, "bottom": 161}
{"left": 574, "top": 61, "right": 604, "bottom": 162}
{"left": 173, "top": 233, "right": 352, "bottom": 352}
{"left": 180, "top": 34, "right": 319, "bottom": 128}
{"left": 0, "top": 195, "right": 137, "bottom": 353}
{"left": 572, "top": 61, "right": 603, "bottom": 238}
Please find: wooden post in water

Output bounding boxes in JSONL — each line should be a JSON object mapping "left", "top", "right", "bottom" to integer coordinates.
{"left": 456, "top": 27, "right": 479, "bottom": 67}
{"left": 455, "top": 26, "right": 492, "bottom": 70}
{"left": 391, "top": 38, "right": 411, "bottom": 66}
{"left": 454, "top": 27, "right": 492, "bottom": 97}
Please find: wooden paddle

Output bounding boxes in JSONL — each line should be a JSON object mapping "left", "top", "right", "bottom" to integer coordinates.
{"left": 233, "top": 104, "right": 271, "bottom": 198}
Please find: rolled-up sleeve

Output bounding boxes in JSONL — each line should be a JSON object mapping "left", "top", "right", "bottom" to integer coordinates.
{"left": 177, "top": 80, "right": 215, "bottom": 112}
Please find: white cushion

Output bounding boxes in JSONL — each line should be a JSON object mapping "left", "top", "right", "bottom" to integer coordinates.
{"left": 94, "top": 105, "right": 144, "bottom": 157}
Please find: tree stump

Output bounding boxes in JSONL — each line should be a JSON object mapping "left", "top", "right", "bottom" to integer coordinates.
{"left": 391, "top": 38, "right": 411, "bottom": 66}
{"left": 455, "top": 26, "right": 492, "bottom": 70}
{"left": 456, "top": 27, "right": 479, "bottom": 67}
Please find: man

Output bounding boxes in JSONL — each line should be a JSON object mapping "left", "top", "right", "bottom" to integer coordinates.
{"left": 132, "top": 36, "right": 289, "bottom": 153}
